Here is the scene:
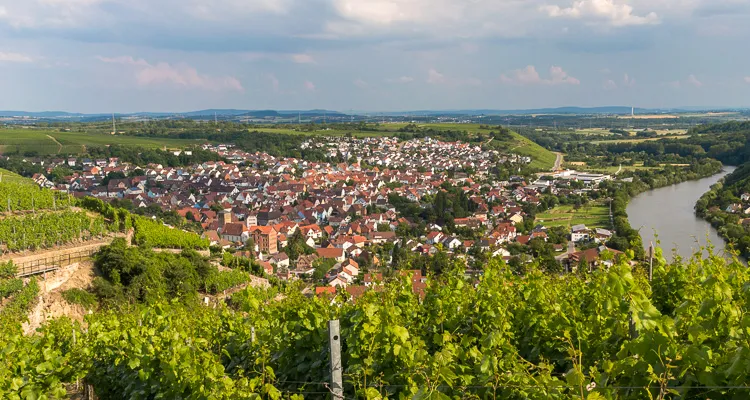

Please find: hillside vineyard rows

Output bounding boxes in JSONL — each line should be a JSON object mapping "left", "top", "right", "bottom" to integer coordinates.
{"left": 2, "top": 249, "right": 750, "bottom": 398}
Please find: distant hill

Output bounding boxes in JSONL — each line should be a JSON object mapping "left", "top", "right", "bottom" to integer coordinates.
{"left": 1, "top": 107, "right": 743, "bottom": 120}
{"left": 396, "top": 107, "right": 666, "bottom": 116}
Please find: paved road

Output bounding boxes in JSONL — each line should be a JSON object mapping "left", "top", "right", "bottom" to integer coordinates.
{"left": 553, "top": 152, "right": 564, "bottom": 170}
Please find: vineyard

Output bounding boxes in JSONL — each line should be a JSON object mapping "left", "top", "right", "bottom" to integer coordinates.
{"left": 1, "top": 247, "right": 750, "bottom": 399}
{"left": 0, "top": 211, "right": 108, "bottom": 253}
{"left": 0, "top": 182, "right": 71, "bottom": 213}
{"left": 132, "top": 216, "right": 210, "bottom": 249}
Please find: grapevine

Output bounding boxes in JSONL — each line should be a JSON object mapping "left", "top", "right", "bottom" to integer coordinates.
{"left": 132, "top": 216, "right": 209, "bottom": 249}
{"left": 0, "top": 182, "right": 70, "bottom": 213}
{"left": 0, "top": 211, "right": 108, "bottom": 253}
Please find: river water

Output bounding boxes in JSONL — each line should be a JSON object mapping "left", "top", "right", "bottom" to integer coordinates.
{"left": 627, "top": 166, "right": 736, "bottom": 261}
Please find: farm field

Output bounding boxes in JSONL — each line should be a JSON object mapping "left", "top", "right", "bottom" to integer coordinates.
{"left": 590, "top": 135, "right": 689, "bottom": 144}
{"left": 0, "top": 128, "right": 207, "bottom": 155}
{"left": 535, "top": 202, "right": 611, "bottom": 229}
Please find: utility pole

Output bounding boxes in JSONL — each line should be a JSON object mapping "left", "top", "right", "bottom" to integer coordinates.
{"left": 328, "top": 320, "right": 343, "bottom": 399}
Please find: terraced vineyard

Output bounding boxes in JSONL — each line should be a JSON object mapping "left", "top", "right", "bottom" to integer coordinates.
{"left": 0, "top": 182, "right": 71, "bottom": 213}
{"left": 0, "top": 211, "right": 108, "bottom": 253}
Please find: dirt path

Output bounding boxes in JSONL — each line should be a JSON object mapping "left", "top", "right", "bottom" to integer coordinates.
{"left": 46, "top": 135, "right": 63, "bottom": 154}
{"left": 553, "top": 152, "right": 564, "bottom": 171}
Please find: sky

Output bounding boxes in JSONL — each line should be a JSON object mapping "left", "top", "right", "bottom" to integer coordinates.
{"left": 0, "top": 0, "right": 750, "bottom": 113}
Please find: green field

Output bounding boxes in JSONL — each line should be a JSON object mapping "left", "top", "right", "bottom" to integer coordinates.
{"left": 590, "top": 135, "right": 689, "bottom": 145}
{"left": 0, "top": 128, "right": 207, "bottom": 155}
{"left": 535, "top": 202, "right": 611, "bottom": 229}
{"left": 499, "top": 132, "right": 557, "bottom": 170}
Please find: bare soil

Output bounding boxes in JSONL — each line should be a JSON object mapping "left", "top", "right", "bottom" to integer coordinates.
{"left": 23, "top": 261, "right": 98, "bottom": 334}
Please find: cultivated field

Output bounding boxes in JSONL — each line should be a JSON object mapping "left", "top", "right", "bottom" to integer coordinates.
{"left": 0, "top": 128, "right": 206, "bottom": 155}
{"left": 535, "top": 202, "right": 611, "bottom": 229}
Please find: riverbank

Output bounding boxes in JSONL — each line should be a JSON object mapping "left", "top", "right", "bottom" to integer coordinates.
{"left": 695, "top": 164, "right": 750, "bottom": 258}
{"left": 629, "top": 166, "right": 735, "bottom": 260}
{"left": 604, "top": 159, "right": 724, "bottom": 259}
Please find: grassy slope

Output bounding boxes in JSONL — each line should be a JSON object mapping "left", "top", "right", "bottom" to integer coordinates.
{"left": 0, "top": 168, "right": 33, "bottom": 184}
{"left": 505, "top": 131, "right": 557, "bottom": 170}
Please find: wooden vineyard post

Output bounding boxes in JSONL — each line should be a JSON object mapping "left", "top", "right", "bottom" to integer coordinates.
{"left": 328, "top": 320, "right": 344, "bottom": 399}
{"left": 649, "top": 242, "right": 654, "bottom": 282}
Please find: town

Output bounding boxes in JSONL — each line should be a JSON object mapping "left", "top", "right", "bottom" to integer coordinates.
{"left": 19, "top": 135, "right": 621, "bottom": 298}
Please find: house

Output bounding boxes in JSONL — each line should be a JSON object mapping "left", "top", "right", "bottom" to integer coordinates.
{"left": 317, "top": 247, "right": 346, "bottom": 263}
{"left": 369, "top": 231, "right": 396, "bottom": 245}
{"left": 508, "top": 213, "right": 524, "bottom": 225}
{"left": 270, "top": 252, "right": 290, "bottom": 269}
{"left": 221, "top": 223, "right": 248, "bottom": 244}
{"left": 250, "top": 226, "right": 279, "bottom": 255}
{"left": 341, "top": 259, "right": 359, "bottom": 277}
{"left": 425, "top": 231, "right": 444, "bottom": 245}
{"left": 315, "top": 286, "right": 337, "bottom": 297}
{"left": 571, "top": 224, "right": 590, "bottom": 242}
{"left": 300, "top": 224, "right": 324, "bottom": 240}
{"left": 594, "top": 228, "right": 613, "bottom": 243}
{"left": 201, "top": 230, "right": 221, "bottom": 245}
{"left": 258, "top": 261, "right": 274, "bottom": 275}
{"left": 328, "top": 274, "right": 349, "bottom": 288}
{"left": 442, "top": 236, "right": 462, "bottom": 251}
{"left": 566, "top": 246, "right": 623, "bottom": 272}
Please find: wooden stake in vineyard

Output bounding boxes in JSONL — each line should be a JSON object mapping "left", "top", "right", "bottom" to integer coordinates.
{"left": 328, "top": 320, "right": 344, "bottom": 399}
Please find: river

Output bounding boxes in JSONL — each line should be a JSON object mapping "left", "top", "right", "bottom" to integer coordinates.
{"left": 627, "top": 166, "right": 736, "bottom": 261}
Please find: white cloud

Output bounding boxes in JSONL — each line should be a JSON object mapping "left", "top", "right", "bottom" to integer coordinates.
{"left": 353, "top": 78, "right": 368, "bottom": 88}
{"left": 268, "top": 73, "right": 280, "bottom": 92}
{"left": 427, "top": 68, "right": 446, "bottom": 84}
{"left": 304, "top": 80, "right": 316, "bottom": 91}
{"left": 385, "top": 76, "right": 414, "bottom": 84}
{"left": 687, "top": 74, "right": 702, "bottom": 87}
{"left": 291, "top": 54, "right": 316, "bottom": 64}
{"left": 501, "top": 65, "right": 580, "bottom": 85}
{"left": 97, "top": 55, "right": 243, "bottom": 92}
{"left": 603, "top": 79, "right": 617, "bottom": 90}
{"left": 96, "top": 55, "right": 149, "bottom": 66}
{"left": 0, "top": 52, "right": 33, "bottom": 63}
{"left": 745, "top": 77, "right": 750, "bottom": 84}
{"left": 623, "top": 73, "right": 636, "bottom": 87}
{"left": 542, "top": 0, "right": 660, "bottom": 27}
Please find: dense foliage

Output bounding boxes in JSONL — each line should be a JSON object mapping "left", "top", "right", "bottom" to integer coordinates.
{"left": 86, "top": 144, "right": 225, "bottom": 167}
{"left": 132, "top": 216, "right": 209, "bottom": 249}
{"left": 4, "top": 250, "right": 750, "bottom": 398}
{"left": 93, "top": 238, "right": 215, "bottom": 304}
